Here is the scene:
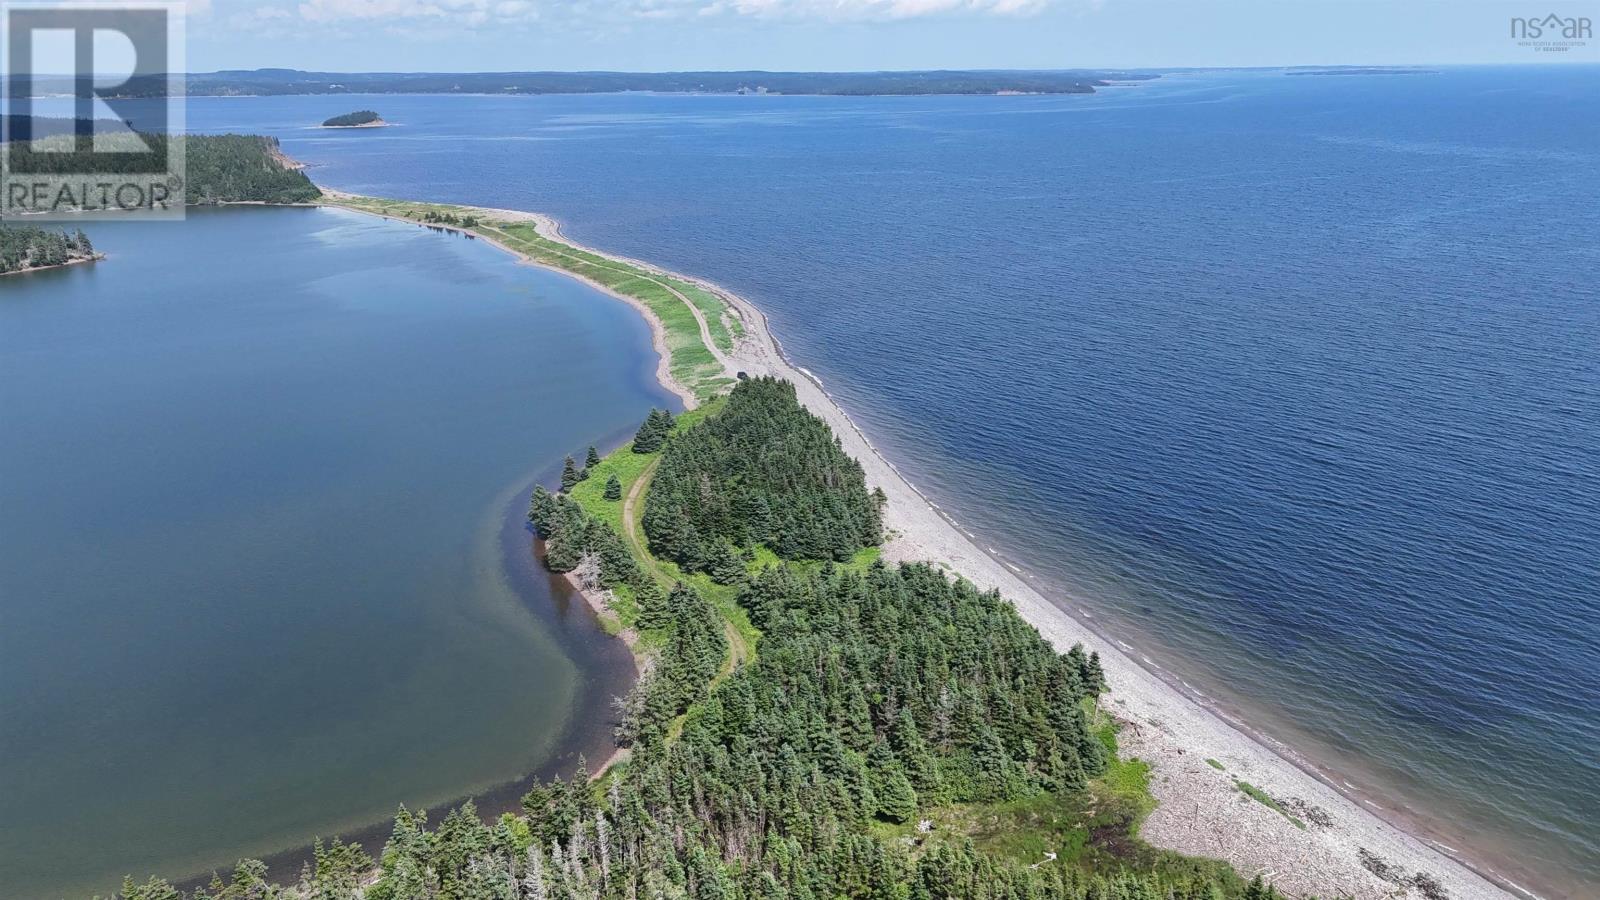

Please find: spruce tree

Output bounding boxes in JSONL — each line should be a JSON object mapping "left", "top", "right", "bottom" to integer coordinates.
{"left": 528, "top": 485, "right": 558, "bottom": 535}
{"left": 709, "top": 544, "right": 747, "bottom": 585}
{"left": 586, "top": 445, "right": 602, "bottom": 468}
{"left": 543, "top": 502, "right": 585, "bottom": 572}
{"left": 604, "top": 473, "right": 623, "bottom": 501}
{"left": 1085, "top": 650, "right": 1107, "bottom": 694}
{"left": 877, "top": 768, "right": 918, "bottom": 824}
{"left": 560, "top": 456, "right": 581, "bottom": 493}
{"left": 634, "top": 579, "right": 669, "bottom": 631}
{"left": 592, "top": 522, "right": 637, "bottom": 586}
{"left": 632, "top": 408, "right": 669, "bottom": 453}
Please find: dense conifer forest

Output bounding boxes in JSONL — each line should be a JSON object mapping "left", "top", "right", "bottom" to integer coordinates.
{"left": 2, "top": 133, "right": 320, "bottom": 208}
{"left": 185, "top": 135, "right": 322, "bottom": 204}
{"left": 0, "top": 225, "right": 95, "bottom": 274}
{"left": 106, "top": 378, "right": 1275, "bottom": 900}
{"left": 643, "top": 377, "right": 883, "bottom": 573}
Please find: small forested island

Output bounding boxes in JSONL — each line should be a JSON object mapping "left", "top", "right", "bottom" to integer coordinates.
{"left": 0, "top": 225, "right": 97, "bottom": 275}
{"left": 321, "top": 110, "right": 386, "bottom": 128}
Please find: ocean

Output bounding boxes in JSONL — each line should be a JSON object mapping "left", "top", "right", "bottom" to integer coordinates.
{"left": 175, "top": 67, "right": 1599, "bottom": 897}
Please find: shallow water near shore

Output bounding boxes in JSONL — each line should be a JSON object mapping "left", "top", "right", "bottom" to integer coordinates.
{"left": 0, "top": 206, "right": 664, "bottom": 898}
{"left": 162, "top": 68, "right": 1600, "bottom": 897}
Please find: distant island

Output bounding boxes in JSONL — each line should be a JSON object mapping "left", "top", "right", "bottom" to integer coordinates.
{"left": 0, "top": 225, "right": 98, "bottom": 275}
{"left": 321, "top": 109, "right": 386, "bottom": 127}
{"left": 97, "top": 68, "right": 1160, "bottom": 98}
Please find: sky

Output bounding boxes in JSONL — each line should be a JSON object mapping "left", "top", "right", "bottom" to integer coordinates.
{"left": 172, "top": 0, "right": 1600, "bottom": 72}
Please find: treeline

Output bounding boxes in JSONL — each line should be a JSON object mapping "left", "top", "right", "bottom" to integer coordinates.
{"left": 643, "top": 377, "right": 882, "bottom": 574}
{"left": 2, "top": 132, "right": 320, "bottom": 207}
{"left": 0, "top": 225, "right": 94, "bottom": 274}
{"left": 420, "top": 210, "right": 480, "bottom": 228}
{"left": 186, "top": 135, "right": 322, "bottom": 204}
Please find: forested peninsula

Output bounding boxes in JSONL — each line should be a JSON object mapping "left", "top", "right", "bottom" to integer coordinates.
{"left": 90, "top": 186, "right": 1486, "bottom": 900}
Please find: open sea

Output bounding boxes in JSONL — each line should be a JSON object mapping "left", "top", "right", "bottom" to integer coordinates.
{"left": 7, "top": 66, "right": 1596, "bottom": 897}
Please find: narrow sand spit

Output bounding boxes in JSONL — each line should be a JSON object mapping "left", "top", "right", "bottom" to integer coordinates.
{"left": 327, "top": 195, "right": 1519, "bottom": 900}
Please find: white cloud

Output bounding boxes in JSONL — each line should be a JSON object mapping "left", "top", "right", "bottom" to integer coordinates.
{"left": 298, "top": 0, "right": 449, "bottom": 22}
{"left": 235, "top": 0, "right": 1058, "bottom": 28}
{"left": 669, "top": 0, "right": 1053, "bottom": 21}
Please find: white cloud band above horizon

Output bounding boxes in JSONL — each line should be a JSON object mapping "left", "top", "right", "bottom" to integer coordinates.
{"left": 283, "top": 0, "right": 1062, "bottom": 27}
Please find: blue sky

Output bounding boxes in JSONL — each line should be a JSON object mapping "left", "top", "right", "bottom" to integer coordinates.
{"left": 186, "top": 0, "right": 1599, "bottom": 72}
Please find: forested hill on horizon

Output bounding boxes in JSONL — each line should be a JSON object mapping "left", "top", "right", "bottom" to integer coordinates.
{"left": 158, "top": 68, "right": 1158, "bottom": 97}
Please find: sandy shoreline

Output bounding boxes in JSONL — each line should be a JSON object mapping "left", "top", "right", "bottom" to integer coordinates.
{"left": 0, "top": 252, "right": 103, "bottom": 277}
{"left": 320, "top": 194, "right": 1522, "bottom": 900}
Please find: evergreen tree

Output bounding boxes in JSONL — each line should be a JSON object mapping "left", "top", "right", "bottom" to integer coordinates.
{"left": 560, "top": 456, "right": 581, "bottom": 493}
{"left": 708, "top": 544, "right": 748, "bottom": 585}
{"left": 592, "top": 521, "right": 638, "bottom": 587}
{"left": 528, "top": 485, "right": 558, "bottom": 535}
{"left": 586, "top": 445, "right": 602, "bottom": 469}
{"left": 1085, "top": 650, "right": 1107, "bottom": 694}
{"left": 877, "top": 768, "right": 918, "bottom": 824}
{"left": 632, "top": 408, "right": 673, "bottom": 453}
{"left": 604, "top": 473, "right": 623, "bottom": 501}
{"left": 544, "top": 519, "right": 584, "bottom": 572}
{"left": 634, "top": 579, "right": 669, "bottom": 632}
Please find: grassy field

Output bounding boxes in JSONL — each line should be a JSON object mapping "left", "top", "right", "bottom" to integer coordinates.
{"left": 328, "top": 195, "right": 735, "bottom": 402}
